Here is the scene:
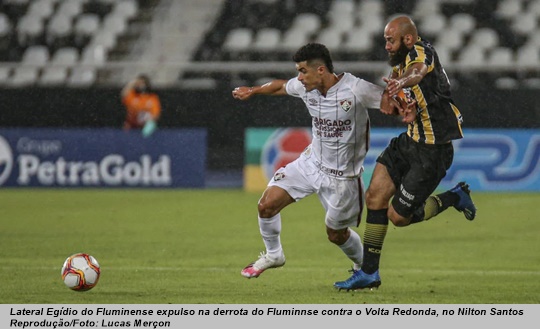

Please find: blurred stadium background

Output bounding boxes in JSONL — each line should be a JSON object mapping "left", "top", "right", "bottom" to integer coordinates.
{"left": 0, "top": 0, "right": 539, "bottom": 189}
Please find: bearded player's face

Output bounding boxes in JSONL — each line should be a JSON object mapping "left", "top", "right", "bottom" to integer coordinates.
{"left": 387, "top": 37, "right": 410, "bottom": 66}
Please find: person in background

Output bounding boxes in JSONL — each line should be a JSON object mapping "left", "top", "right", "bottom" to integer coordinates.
{"left": 121, "top": 74, "right": 161, "bottom": 137}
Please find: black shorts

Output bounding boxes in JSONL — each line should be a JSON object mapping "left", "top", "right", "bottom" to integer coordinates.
{"left": 376, "top": 132, "right": 454, "bottom": 217}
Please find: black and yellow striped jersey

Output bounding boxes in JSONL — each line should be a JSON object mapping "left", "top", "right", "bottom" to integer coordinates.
{"left": 392, "top": 37, "right": 464, "bottom": 144}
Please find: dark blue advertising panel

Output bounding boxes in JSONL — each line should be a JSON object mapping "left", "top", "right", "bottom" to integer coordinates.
{"left": 0, "top": 128, "right": 206, "bottom": 188}
{"left": 366, "top": 128, "right": 540, "bottom": 192}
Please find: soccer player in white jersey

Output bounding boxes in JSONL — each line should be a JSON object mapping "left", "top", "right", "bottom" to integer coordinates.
{"left": 232, "top": 43, "right": 401, "bottom": 283}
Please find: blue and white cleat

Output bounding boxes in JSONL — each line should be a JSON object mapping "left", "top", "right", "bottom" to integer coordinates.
{"left": 449, "top": 181, "right": 477, "bottom": 220}
{"left": 334, "top": 269, "right": 381, "bottom": 291}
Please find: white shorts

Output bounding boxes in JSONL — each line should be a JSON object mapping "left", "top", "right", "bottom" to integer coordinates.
{"left": 267, "top": 153, "right": 365, "bottom": 230}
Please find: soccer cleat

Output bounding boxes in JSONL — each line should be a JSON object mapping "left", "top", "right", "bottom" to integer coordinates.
{"left": 334, "top": 269, "right": 381, "bottom": 291}
{"left": 449, "top": 181, "right": 477, "bottom": 220}
{"left": 241, "top": 251, "right": 285, "bottom": 278}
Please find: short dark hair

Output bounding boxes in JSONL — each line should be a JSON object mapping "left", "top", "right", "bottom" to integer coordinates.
{"left": 292, "top": 43, "right": 334, "bottom": 73}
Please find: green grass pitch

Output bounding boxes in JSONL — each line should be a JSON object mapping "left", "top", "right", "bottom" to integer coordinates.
{"left": 1, "top": 188, "right": 539, "bottom": 304}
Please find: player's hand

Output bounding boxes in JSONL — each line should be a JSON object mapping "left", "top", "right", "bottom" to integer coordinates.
{"left": 396, "top": 97, "right": 417, "bottom": 123}
{"left": 380, "top": 90, "right": 399, "bottom": 115}
{"left": 382, "top": 77, "right": 402, "bottom": 97}
{"left": 232, "top": 86, "right": 254, "bottom": 100}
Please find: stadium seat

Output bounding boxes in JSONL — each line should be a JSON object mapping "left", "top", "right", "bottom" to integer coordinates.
{"left": 436, "top": 29, "right": 463, "bottom": 52}
{"left": 494, "top": 76, "right": 519, "bottom": 89}
{"left": 327, "top": 13, "right": 355, "bottom": 33}
{"left": 89, "top": 29, "right": 117, "bottom": 52}
{"left": 448, "top": 13, "right": 476, "bottom": 35}
{"left": 102, "top": 12, "right": 128, "bottom": 37}
{"left": 289, "top": 13, "right": 321, "bottom": 34}
{"left": 488, "top": 47, "right": 514, "bottom": 66}
{"left": 0, "top": 13, "right": 13, "bottom": 54}
{"left": 51, "top": 47, "right": 80, "bottom": 67}
{"left": 46, "top": 13, "right": 73, "bottom": 51}
{"left": 510, "top": 13, "right": 537, "bottom": 36}
{"left": 315, "top": 28, "right": 343, "bottom": 50}
{"left": 413, "top": 0, "right": 442, "bottom": 19}
{"left": 17, "top": 14, "right": 45, "bottom": 48}
{"left": 0, "top": 13, "right": 12, "bottom": 35}
{"left": 456, "top": 45, "right": 485, "bottom": 65}
{"left": 67, "top": 66, "right": 96, "bottom": 87}
{"left": 522, "top": 77, "right": 540, "bottom": 88}
{"left": 343, "top": 27, "right": 374, "bottom": 53}
{"left": 495, "top": 0, "right": 523, "bottom": 20}
{"left": 112, "top": 0, "right": 139, "bottom": 21}
{"left": 469, "top": 28, "right": 499, "bottom": 50}
{"left": 418, "top": 13, "right": 447, "bottom": 38}
{"left": 516, "top": 45, "right": 540, "bottom": 66}
{"left": 357, "top": 13, "right": 384, "bottom": 35}
{"left": 327, "top": 1, "right": 355, "bottom": 33}
{"left": 38, "top": 66, "right": 68, "bottom": 86}
{"left": 80, "top": 44, "right": 107, "bottom": 67}
{"left": 329, "top": 0, "right": 355, "bottom": 15}
{"left": 281, "top": 29, "right": 309, "bottom": 51}
{"left": 223, "top": 28, "right": 253, "bottom": 52}
{"left": 27, "top": 0, "right": 55, "bottom": 21}
{"left": 57, "top": 0, "right": 85, "bottom": 20}
{"left": 73, "top": 13, "right": 100, "bottom": 49}
{"left": 21, "top": 45, "right": 50, "bottom": 66}
{"left": 434, "top": 45, "right": 452, "bottom": 65}
{"left": 252, "top": 28, "right": 281, "bottom": 51}
{"left": 358, "top": 0, "right": 383, "bottom": 16}
{"left": 0, "top": 66, "right": 12, "bottom": 85}
{"left": 9, "top": 66, "right": 39, "bottom": 86}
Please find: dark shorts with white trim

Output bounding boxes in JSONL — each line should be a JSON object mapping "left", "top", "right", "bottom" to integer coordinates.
{"left": 376, "top": 132, "right": 454, "bottom": 217}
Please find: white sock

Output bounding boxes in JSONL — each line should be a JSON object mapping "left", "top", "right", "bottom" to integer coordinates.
{"left": 259, "top": 214, "right": 282, "bottom": 258}
{"left": 339, "top": 229, "right": 363, "bottom": 270}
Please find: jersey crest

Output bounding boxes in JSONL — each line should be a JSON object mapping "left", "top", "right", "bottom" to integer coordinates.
{"left": 339, "top": 99, "right": 352, "bottom": 112}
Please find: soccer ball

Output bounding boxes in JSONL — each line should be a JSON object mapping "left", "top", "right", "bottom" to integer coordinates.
{"left": 61, "top": 253, "right": 101, "bottom": 291}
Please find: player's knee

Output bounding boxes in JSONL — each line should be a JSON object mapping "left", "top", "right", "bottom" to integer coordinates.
{"left": 326, "top": 227, "right": 349, "bottom": 245}
{"left": 257, "top": 201, "right": 278, "bottom": 218}
{"left": 388, "top": 213, "right": 410, "bottom": 227}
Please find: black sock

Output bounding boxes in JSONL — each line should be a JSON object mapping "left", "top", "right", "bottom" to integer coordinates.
{"left": 362, "top": 209, "right": 388, "bottom": 274}
{"left": 434, "top": 190, "right": 459, "bottom": 211}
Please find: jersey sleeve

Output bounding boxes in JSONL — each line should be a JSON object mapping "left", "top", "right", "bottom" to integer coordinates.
{"left": 405, "top": 42, "right": 433, "bottom": 71}
{"left": 354, "top": 78, "right": 384, "bottom": 109}
{"left": 285, "top": 78, "right": 305, "bottom": 98}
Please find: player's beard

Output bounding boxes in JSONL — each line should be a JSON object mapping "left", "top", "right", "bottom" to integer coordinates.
{"left": 388, "top": 38, "right": 410, "bottom": 66}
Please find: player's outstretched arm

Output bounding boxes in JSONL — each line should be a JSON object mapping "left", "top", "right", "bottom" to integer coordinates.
{"left": 232, "top": 79, "right": 288, "bottom": 100}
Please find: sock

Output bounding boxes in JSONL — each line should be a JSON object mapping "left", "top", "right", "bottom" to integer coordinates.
{"left": 338, "top": 229, "right": 363, "bottom": 270}
{"left": 435, "top": 190, "right": 459, "bottom": 210}
{"left": 258, "top": 214, "right": 282, "bottom": 257}
{"left": 361, "top": 209, "right": 388, "bottom": 274}
{"left": 410, "top": 191, "right": 459, "bottom": 223}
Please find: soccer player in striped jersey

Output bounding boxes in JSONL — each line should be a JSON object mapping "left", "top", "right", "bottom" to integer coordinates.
{"left": 334, "top": 15, "right": 477, "bottom": 291}
{"left": 232, "top": 43, "right": 401, "bottom": 282}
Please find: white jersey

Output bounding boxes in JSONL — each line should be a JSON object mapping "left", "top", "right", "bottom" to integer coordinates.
{"left": 286, "top": 72, "right": 384, "bottom": 178}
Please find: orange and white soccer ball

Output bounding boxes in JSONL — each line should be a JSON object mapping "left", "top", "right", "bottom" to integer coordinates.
{"left": 61, "top": 253, "right": 101, "bottom": 291}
